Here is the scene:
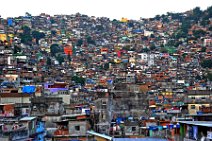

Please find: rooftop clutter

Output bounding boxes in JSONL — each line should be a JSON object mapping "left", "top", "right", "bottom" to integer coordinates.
{"left": 0, "top": 6, "right": 211, "bottom": 140}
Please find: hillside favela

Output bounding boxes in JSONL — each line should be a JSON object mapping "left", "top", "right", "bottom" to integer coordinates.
{"left": 0, "top": 5, "right": 212, "bottom": 141}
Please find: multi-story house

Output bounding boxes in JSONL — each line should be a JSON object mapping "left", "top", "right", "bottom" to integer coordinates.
{"left": 185, "top": 90, "right": 211, "bottom": 115}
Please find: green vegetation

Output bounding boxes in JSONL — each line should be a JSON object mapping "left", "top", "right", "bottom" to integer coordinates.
{"left": 150, "top": 44, "right": 156, "bottom": 51}
{"left": 160, "top": 47, "right": 168, "bottom": 53}
{"left": 193, "top": 29, "right": 206, "bottom": 38}
{"left": 103, "top": 63, "right": 110, "bottom": 70}
{"left": 71, "top": 75, "right": 85, "bottom": 85}
{"left": 51, "top": 30, "right": 57, "bottom": 36}
{"left": 200, "top": 47, "right": 206, "bottom": 52}
{"left": 20, "top": 26, "right": 32, "bottom": 45}
{"left": 142, "top": 48, "right": 150, "bottom": 53}
{"left": 46, "top": 57, "right": 51, "bottom": 66}
{"left": 207, "top": 73, "right": 212, "bottom": 81}
{"left": 56, "top": 55, "right": 64, "bottom": 65}
{"left": 201, "top": 59, "right": 212, "bottom": 68}
{"left": 76, "top": 39, "right": 83, "bottom": 46}
{"left": 86, "top": 36, "right": 96, "bottom": 45}
{"left": 50, "top": 44, "right": 63, "bottom": 56}
{"left": 13, "top": 45, "right": 21, "bottom": 54}
{"left": 32, "top": 30, "right": 45, "bottom": 44}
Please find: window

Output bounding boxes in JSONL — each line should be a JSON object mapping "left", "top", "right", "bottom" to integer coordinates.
{"left": 191, "top": 105, "right": 195, "bottom": 109}
{"left": 75, "top": 125, "right": 80, "bottom": 131}
{"left": 102, "top": 101, "right": 107, "bottom": 105}
{"left": 132, "top": 127, "right": 136, "bottom": 131}
{"left": 201, "top": 97, "right": 206, "bottom": 99}
{"left": 102, "top": 105, "right": 107, "bottom": 109}
{"left": 191, "top": 97, "right": 195, "bottom": 99}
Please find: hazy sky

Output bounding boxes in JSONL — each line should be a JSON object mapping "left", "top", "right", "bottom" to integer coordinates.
{"left": 0, "top": 0, "right": 211, "bottom": 19}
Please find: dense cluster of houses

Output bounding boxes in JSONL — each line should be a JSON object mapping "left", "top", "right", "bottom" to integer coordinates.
{"left": 0, "top": 6, "right": 211, "bottom": 141}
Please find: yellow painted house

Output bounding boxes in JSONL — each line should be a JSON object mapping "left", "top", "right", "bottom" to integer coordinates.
{"left": 0, "top": 33, "right": 7, "bottom": 41}
{"left": 188, "top": 104, "right": 210, "bottom": 115}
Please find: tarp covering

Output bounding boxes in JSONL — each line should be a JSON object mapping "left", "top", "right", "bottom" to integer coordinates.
{"left": 7, "top": 18, "right": 13, "bottom": 26}
{"left": 22, "top": 86, "right": 36, "bottom": 93}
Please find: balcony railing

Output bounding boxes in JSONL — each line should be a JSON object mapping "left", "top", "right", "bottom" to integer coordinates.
{"left": 184, "top": 98, "right": 211, "bottom": 104}
{"left": 199, "top": 107, "right": 212, "bottom": 113}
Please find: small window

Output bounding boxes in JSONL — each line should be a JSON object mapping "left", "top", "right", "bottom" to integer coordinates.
{"left": 191, "top": 97, "right": 195, "bottom": 99}
{"left": 75, "top": 126, "right": 80, "bottom": 131}
{"left": 191, "top": 105, "right": 195, "bottom": 109}
{"left": 201, "top": 97, "right": 205, "bottom": 99}
{"left": 132, "top": 127, "right": 136, "bottom": 131}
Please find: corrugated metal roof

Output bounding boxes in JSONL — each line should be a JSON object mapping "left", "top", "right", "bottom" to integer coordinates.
{"left": 87, "top": 130, "right": 112, "bottom": 140}
{"left": 178, "top": 121, "right": 212, "bottom": 127}
{"left": 113, "top": 138, "right": 167, "bottom": 141}
{"left": 20, "top": 116, "right": 36, "bottom": 121}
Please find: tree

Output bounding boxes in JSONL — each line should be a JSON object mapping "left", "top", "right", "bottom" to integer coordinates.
{"left": 175, "top": 30, "right": 187, "bottom": 39}
{"left": 167, "top": 40, "right": 175, "bottom": 46}
{"left": 50, "top": 18, "right": 55, "bottom": 24}
{"left": 200, "top": 19, "right": 210, "bottom": 27}
{"left": 150, "top": 34, "right": 155, "bottom": 38}
{"left": 76, "top": 39, "right": 83, "bottom": 46}
{"left": 154, "top": 15, "right": 161, "bottom": 21}
{"left": 71, "top": 76, "right": 85, "bottom": 85}
{"left": 150, "top": 44, "right": 156, "bottom": 50}
{"left": 104, "top": 63, "right": 110, "bottom": 70}
{"left": 195, "top": 75, "right": 201, "bottom": 80}
{"left": 181, "top": 20, "right": 191, "bottom": 33}
{"left": 142, "top": 36, "right": 148, "bottom": 41}
{"left": 193, "top": 29, "right": 206, "bottom": 38}
{"left": 182, "top": 53, "right": 188, "bottom": 59}
{"left": 128, "top": 22, "right": 134, "bottom": 28}
{"left": 200, "top": 47, "right": 206, "bottom": 52}
{"left": 122, "top": 46, "right": 130, "bottom": 51}
{"left": 86, "top": 36, "right": 95, "bottom": 45}
{"left": 13, "top": 45, "right": 21, "bottom": 54}
{"left": 56, "top": 55, "right": 64, "bottom": 65}
{"left": 22, "top": 26, "right": 31, "bottom": 35}
{"left": 162, "top": 17, "right": 169, "bottom": 23}
{"left": 32, "top": 31, "right": 45, "bottom": 44}
{"left": 96, "top": 25, "right": 104, "bottom": 31}
{"left": 207, "top": 73, "right": 212, "bottom": 81}
{"left": 20, "top": 34, "right": 32, "bottom": 45}
{"left": 160, "top": 47, "right": 168, "bottom": 53}
{"left": 192, "top": 7, "right": 202, "bottom": 21}
{"left": 51, "top": 30, "right": 57, "bottom": 36}
{"left": 46, "top": 57, "right": 51, "bottom": 66}
{"left": 50, "top": 44, "right": 62, "bottom": 56}
{"left": 20, "top": 26, "right": 32, "bottom": 45}
{"left": 209, "top": 26, "right": 212, "bottom": 31}
{"left": 201, "top": 59, "right": 212, "bottom": 68}
{"left": 142, "top": 48, "right": 150, "bottom": 53}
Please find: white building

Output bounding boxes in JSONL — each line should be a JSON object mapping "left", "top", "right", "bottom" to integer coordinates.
{"left": 137, "top": 53, "right": 155, "bottom": 66}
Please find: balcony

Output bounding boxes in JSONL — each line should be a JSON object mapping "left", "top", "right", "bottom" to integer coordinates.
{"left": 187, "top": 90, "right": 211, "bottom": 95}
{"left": 199, "top": 106, "right": 212, "bottom": 113}
{"left": 20, "top": 79, "right": 34, "bottom": 83}
{"left": 166, "top": 109, "right": 181, "bottom": 114}
{"left": 0, "top": 124, "right": 28, "bottom": 141}
{"left": 20, "top": 73, "right": 34, "bottom": 78}
{"left": 184, "top": 98, "right": 211, "bottom": 104}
